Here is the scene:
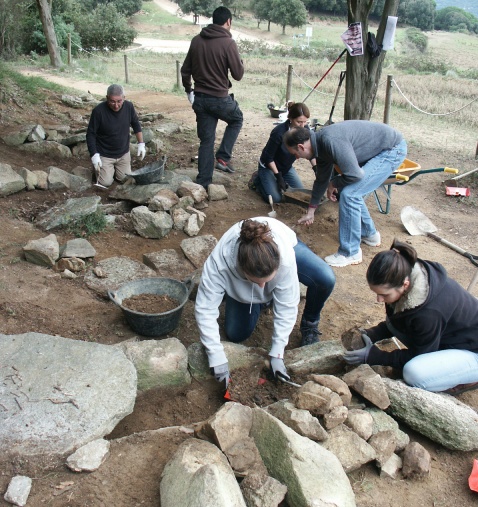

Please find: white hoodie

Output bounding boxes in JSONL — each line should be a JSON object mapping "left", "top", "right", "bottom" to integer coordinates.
{"left": 195, "top": 217, "right": 300, "bottom": 367}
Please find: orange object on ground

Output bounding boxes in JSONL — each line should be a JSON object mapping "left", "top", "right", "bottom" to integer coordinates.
{"left": 469, "top": 459, "right": 478, "bottom": 492}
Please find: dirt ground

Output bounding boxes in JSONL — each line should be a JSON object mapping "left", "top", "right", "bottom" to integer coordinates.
{"left": 0, "top": 79, "right": 477, "bottom": 506}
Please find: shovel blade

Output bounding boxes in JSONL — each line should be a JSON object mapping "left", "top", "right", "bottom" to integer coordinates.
{"left": 268, "top": 211, "right": 277, "bottom": 218}
{"left": 401, "top": 206, "right": 438, "bottom": 236}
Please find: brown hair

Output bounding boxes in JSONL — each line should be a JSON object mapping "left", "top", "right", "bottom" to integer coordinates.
{"left": 237, "top": 219, "right": 280, "bottom": 278}
{"left": 287, "top": 102, "right": 310, "bottom": 120}
{"left": 366, "top": 239, "right": 418, "bottom": 288}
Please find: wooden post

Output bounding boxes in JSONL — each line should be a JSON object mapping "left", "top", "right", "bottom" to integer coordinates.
{"left": 286, "top": 65, "right": 293, "bottom": 104}
{"left": 124, "top": 54, "right": 129, "bottom": 84}
{"left": 383, "top": 75, "right": 393, "bottom": 124}
{"left": 176, "top": 60, "right": 181, "bottom": 89}
{"left": 67, "top": 33, "right": 71, "bottom": 65}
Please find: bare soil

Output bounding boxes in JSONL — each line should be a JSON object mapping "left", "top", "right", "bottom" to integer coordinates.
{"left": 122, "top": 294, "right": 181, "bottom": 313}
{"left": 0, "top": 78, "right": 477, "bottom": 506}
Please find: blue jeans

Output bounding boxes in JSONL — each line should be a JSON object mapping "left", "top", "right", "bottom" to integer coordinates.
{"left": 338, "top": 139, "right": 407, "bottom": 256}
{"left": 224, "top": 240, "right": 335, "bottom": 342}
{"left": 192, "top": 94, "right": 243, "bottom": 188}
{"left": 403, "top": 349, "right": 478, "bottom": 392}
{"left": 256, "top": 164, "right": 303, "bottom": 203}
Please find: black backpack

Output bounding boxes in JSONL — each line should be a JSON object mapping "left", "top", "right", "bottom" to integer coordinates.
{"left": 367, "top": 32, "right": 383, "bottom": 58}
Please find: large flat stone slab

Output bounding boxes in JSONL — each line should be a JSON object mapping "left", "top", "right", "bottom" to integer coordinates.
{"left": 0, "top": 333, "right": 137, "bottom": 466}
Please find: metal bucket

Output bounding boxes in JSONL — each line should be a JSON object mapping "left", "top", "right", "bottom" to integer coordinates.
{"left": 108, "top": 277, "right": 193, "bottom": 337}
{"left": 129, "top": 155, "right": 167, "bottom": 185}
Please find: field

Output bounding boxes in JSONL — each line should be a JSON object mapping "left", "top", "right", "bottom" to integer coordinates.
{"left": 0, "top": 3, "right": 478, "bottom": 506}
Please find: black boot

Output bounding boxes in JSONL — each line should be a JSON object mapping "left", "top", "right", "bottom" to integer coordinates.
{"left": 300, "top": 318, "right": 321, "bottom": 346}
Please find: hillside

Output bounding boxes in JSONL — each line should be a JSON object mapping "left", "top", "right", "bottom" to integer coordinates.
{"left": 435, "top": 0, "right": 478, "bottom": 18}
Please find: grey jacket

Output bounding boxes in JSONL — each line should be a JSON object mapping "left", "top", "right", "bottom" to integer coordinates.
{"left": 195, "top": 217, "right": 300, "bottom": 367}
{"left": 309, "top": 120, "right": 403, "bottom": 206}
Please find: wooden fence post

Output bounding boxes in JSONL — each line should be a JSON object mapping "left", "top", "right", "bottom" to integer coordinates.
{"left": 124, "top": 55, "right": 129, "bottom": 84}
{"left": 176, "top": 60, "right": 181, "bottom": 89}
{"left": 383, "top": 75, "right": 393, "bottom": 124}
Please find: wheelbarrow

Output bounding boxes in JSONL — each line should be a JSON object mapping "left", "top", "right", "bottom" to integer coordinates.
{"left": 373, "top": 158, "right": 459, "bottom": 215}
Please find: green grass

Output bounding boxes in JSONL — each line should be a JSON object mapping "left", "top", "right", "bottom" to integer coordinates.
{"left": 66, "top": 210, "right": 108, "bottom": 238}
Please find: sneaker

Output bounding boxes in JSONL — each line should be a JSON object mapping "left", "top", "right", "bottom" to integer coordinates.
{"left": 325, "top": 249, "right": 363, "bottom": 267}
{"left": 248, "top": 170, "right": 258, "bottom": 190}
{"left": 300, "top": 319, "right": 322, "bottom": 346}
{"left": 361, "top": 231, "right": 381, "bottom": 247}
{"left": 443, "top": 382, "right": 478, "bottom": 396}
{"left": 215, "top": 158, "right": 235, "bottom": 173}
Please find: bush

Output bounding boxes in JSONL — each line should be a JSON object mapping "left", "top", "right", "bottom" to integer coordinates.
{"left": 394, "top": 54, "right": 449, "bottom": 75}
{"left": 404, "top": 27, "right": 428, "bottom": 53}
{"left": 26, "top": 15, "right": 82, "bottom": 56}
{"left": 66, "top": 210, "right": 108, "bottom": 238}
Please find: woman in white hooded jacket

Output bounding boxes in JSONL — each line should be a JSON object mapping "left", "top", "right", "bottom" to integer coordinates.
{"left": 195, "top": 217, "right": 335, "bottom": 387}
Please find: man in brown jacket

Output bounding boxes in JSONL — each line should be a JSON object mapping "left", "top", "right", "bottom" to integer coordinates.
{"left": 181, "top": 6, "right": 244, "bottom": 189}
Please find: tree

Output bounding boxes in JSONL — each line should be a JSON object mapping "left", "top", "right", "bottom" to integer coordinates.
{"left": 0, "top": 0, "right": 26, "bottom": 57}
{"left": 251, "top": 0, "right": 274, "bottom": 30}
{"left": 435, "top": 6, "right": 478, "bottom": 34}
{"left": 398, "top": 0, "right": 435, "bottom": 31}
{"left": 344, "top": 0, "right": 400, "bottom": 120}
{"left": 36, "top": 0, "right": 62, "bottom": 67}
{"left": 176, "top": 0, "right": 221, "bottom": 21}
{"left": 271, "top": 0, "right": 308, "bottom": 35}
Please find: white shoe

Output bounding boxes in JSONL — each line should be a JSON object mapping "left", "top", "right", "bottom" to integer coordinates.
{"left": 361, "top": 231, "right": 381, "bottom": 247}
{"left": 325, "top": 249, "right": 363, "bottom": 267}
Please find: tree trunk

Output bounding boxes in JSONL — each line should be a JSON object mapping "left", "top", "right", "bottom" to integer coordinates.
{"left": 282, "top": 25, "right": 286, "bottom": 35}
{"left": 36, "top": 0, "right": 62, "bottom": 68}
{"left": 344, "top": 0, "right": 399, "bottom": 120}
{"left": 268, "top": 20, "right": 271, "bottom": 31}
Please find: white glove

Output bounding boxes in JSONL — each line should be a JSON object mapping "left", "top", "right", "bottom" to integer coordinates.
{"left": 270, "top": 357, "right": 290, "bottom": 381}
{"left": 91, "top": 153, "right": 102, "bottom": 176}
{"left": 187, "top": 91, "right": 194, "bottom": 105}
{"left": 137, "top": 142, "right": 146, "bottom": 161}
{"left": 210, "top": 362, "right": 230, "bottom": 387}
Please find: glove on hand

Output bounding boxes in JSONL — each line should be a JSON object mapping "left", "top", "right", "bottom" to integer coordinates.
{"left": 343, "top": 334, "right": 373, "bottom": 365}
{"left": 91, "top": 153, "right": 102, "bottom": 177}
{"left": 270, "top": 357, "right": 290, "bottom": 381}
{"left": 210, "top": 362, "right": 230, "bottom": 386}
{"left": 275, "top": 172, "right": 288, "bottom": 192}
{"left": 137, "top": 142, "right": 146, "bottom": 161}
{"left": 187, "top": 92, "right": 195, "bottom": 105}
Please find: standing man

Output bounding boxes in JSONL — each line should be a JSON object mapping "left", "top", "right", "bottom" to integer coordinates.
{"left": 86, "top": 84, "right": 146, "bottom": 188}
{"left": 181, "top": 6, "right": 244, "bottom": 189}
{"left": 283, "top": 121, "right": 407, "bottom": 267}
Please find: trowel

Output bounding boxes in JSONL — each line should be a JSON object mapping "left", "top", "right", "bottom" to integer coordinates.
{"left": 268, "top": 195, "right": 277, "bottom": 218}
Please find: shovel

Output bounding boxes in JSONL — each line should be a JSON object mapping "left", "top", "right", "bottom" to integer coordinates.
{"left": 400, "top": 206, "right": 478, "bottom": 270}
{"left": 444, "top": 167, "right": 478, "bottom": 187}
{"left": 324, "top": 71, "right": 346, "bottom": 126}
{"left": 268, "top": 195, "right": 277, "bottom": 218}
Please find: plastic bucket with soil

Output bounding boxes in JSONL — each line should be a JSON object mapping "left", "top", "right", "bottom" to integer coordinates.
{"left": 108, "top": 277, "right": 193, "bottom": 337}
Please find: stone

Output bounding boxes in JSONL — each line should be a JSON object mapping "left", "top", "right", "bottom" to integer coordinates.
{"left": 402, "top": 441, "right": 431, "bottom": 479}
{"left": 208, "top": 184, "right": 228, "bottom": 201}
{"left": 291, "top": 381, "right": 343, "bottom": 416}
{"left": 33, "top": 170, "right": 48, "bottom": 190}
{"left": 366, "top": 407, "right": 410, "bottom": 452}
{"left": 266, "top": 400, "right": 328, "bottom": 441}
{"left": 131, "top": 206, "right": 173, "bottom": 239}
{"left": 0, "top": 163, "right": 26, "bottom": 196}
{"left": 55, "top": 257, "right": 86, "bottom": 273}
{"left": 368, "top": 430, "right": 397, "bottom": 467}
{"left": 344, "top": 409, "right": 374, "bottom": 441}
{"left": 323, "top": 405, "right": 349, "bottom": 430}
{"left": 60, "top": 238, "right": 96, "bottom": 259}
{"left": 66, "top": 438, "right": 110, "bottom": 472}
{"left": 383, "top": 378, "right": 478, "bottom": 451}
{"left": 148, "top": 188, "right": 179, "bottom": 211}
{"left": 142, "top": 249, "right": 195, "bottom": 279}
{"left": 184, "top": 212, "right": 204, "bottom": 236}
{"left": 36, "top": 196, "right": 101, "bottom": 231}
{"left": 27, "top": 124, "right": 46, "bottom": 142}
{"left": 380, "top": 453, "right": 403, "bottom": 479}
{"left": 322, "top": 424, "right": 377, "bottom": 473}
{"left": 3, "top": 476, "right": 32, "bottom": 507}
{"left": 23, "top": 233, "right": 60, "bottom": 267}
{"left": 240, "top": 472, "right": 287, "bottom": 507}
{"left": 342, "top": 364, "right": 390, "bottom": 410}
{"left": 0, "top": 333, "right": 136, "bottom": 465}
{"left": 15, "top": 167, "right": 37, "bottom": 191}
{"left": 176, "top": 180, "right": 208, "bottom": 203}
{"left": 119, "top": 338, "right": 191, "bottom": 390}
{"left": 171, "top": 207, "right": 191, "bottom": 231}
{"left": 251, "top": 408, "right": 356, "bottom": 507}
{"left": 310, "top": 373, "right": 352, "bottom": 406}
{"left": 180, "top": 234, "right": 218, "bottom": 269}
{"left": 160, "top": 439, "right": 246, "bottom": 507}
{"left": 285, "top": 340, "right": 346, "bottom": 375}
{"left": 19, "top": 140, "right": 72, "bottom": 158}
{"left": 83, "top": 256, "right": 156, "bottom": 298}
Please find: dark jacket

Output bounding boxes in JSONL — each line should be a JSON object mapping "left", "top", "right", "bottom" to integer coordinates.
{"left": 366, "top": 260, "right": 478, "bottom": 369}
{"left": 181, "top": 24, "right": 244, "bottom": 97}
{"left": 86, "top": 100, "right": 141, "bottom": 158}
{"left": 260, "top": 121, "right": 296, "bottom": 174}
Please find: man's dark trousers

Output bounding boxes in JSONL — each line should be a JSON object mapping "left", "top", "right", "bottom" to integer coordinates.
{"left": 192, "top": 93, "right": 243, "bottom": 188}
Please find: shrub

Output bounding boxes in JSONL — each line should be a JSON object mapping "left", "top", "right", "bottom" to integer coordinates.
{"left": 404, "top": 27, "right": 428, "bottom": 53}
{"left": 66, "top": 210, "right": 108, "bottom": 238}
